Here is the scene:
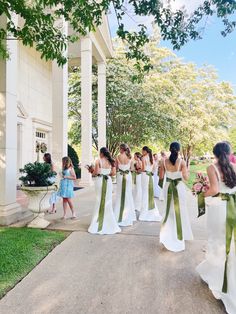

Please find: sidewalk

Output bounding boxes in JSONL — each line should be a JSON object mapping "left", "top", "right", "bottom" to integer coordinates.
{"left": 1, "top": 188, "right": 226, "bottom": 314}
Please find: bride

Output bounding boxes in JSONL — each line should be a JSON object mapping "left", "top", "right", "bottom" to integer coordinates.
{"left": 196, "top": 142, "right": 236, "bottom": 314}
{"left": 159, "top": 142, "right": 193, "bottom": 252}
{"left": 88, "top": 147, "right": 121, "bottom": 235}
{"left": 114, "top": 143, "right": 136, "bottom": 226}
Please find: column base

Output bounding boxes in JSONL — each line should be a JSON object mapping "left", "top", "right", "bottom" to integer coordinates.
{"left": 0, "top": 202, "right": 22, "bottom": 226}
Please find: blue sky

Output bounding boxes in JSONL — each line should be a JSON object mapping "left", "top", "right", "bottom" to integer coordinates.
{"left": 108, "top": 3, "right": 236, "bottom": 92}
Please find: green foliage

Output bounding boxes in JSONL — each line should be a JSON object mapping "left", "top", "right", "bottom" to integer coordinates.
{"left": 0, "top": 1, "right": 236, "bottom": 74}
{"left": 68, "top": 144, "right": 80, "bottom": 178}
{"left": 19, "top": 162, "right": 56, "bottom": 186}
{"left": 68, "top": 36, "right": 236, "bottom": 157}
{"left": 0, "top": 227, "right": 68, "bottom": 298}
{"left": 229, "top": 127, "right": 236, "bottom": 152}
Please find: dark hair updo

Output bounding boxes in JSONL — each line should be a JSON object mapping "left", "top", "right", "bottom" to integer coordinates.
{"left": 44, "top": 153, "right": 52, "bottom": 164}
{"left": 169, "top": 142, "right": 180, "bottom": 165}
{"left": 100, "top": 147, "right": 115, "bottom": 167}
{"left": 134, "top": 152, "right": 142, "bottom": 160}
{"left": 213, "top": 142, "right": 236, "bottom": 188}
{"left": 142, "top": 146, "right": 153, "bottom": 165}
{"left": 120, "top": 143, "right": 132, "bottom": 159}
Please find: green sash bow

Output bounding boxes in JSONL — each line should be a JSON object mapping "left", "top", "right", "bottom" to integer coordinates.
{"left": 97, "top": 175, "right": 109, "bottom": 232}
{"left": 146, "top": 171, "right": 155, "bottom": 210}
{"left": 163, "top": 178, "right": 183, "bottom": 240}
{"left": 118, "top": 169, "right": 130, "bottom": 222}
{"left": 218, "top": 193, "right": 236, "bottom": 293}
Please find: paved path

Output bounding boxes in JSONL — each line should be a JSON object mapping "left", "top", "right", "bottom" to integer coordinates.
{"left": 1, "top": 187, "right": 226, "bottom": 314}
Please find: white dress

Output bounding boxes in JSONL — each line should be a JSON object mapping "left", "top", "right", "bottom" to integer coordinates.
{"left": 88, "top": 161, "right": 121, "bottom": 235}
{"left": 114, "top": 162, "right": 136, "bottom": 226}
{"left": 139, "top": 156, "right": 162, "bottom": 222}
{"left": 132, "top": 161, "right": 142, "bottom": 212}
{"left": 160, "top": 159, "right": 193, "bottom": 252}
{"left": 196, "top": 164, "right": 236, "bottom": 314}
{"left": 153, "top": 160, "right": 160, "bottom": 198}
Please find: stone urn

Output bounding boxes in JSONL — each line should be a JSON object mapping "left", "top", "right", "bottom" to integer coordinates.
{"left": 21, "top": 185, "right": 57, "bottom": 228}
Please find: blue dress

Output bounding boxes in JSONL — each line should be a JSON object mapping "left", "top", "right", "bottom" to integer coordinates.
{"left": 58, "top": 169, "right": 74, "bottom": 198}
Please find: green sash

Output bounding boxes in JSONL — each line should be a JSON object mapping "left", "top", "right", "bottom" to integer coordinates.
{"left": 146, "top": 171, "right": 155, "bottom": 210}
{"left": 163, "top": 178, "right": 183, "bottom": 240}
{"left": 158, "top": 178, "right": 164, "bottom": 188}
{"left": 131, "top": 171, "right": 141, "bottom": 185}
{"left": 118, "top": 169, "right": 130, "bottom": 222}
{"left": 97, "top": 175, "right": 109, "bottom": 232}
{"left": 218, "top": 193, "right": 236, "bottom": 293}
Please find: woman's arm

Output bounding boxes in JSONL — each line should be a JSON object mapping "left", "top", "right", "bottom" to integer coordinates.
{"left": 204, "top": 165, "right": 219, "bottom": 197}
{"left": 141, "top": 158, "right": 146, "bottom": 172}
{"left": 92, "top": 160, "right": 100, "bottom": 176}
{"left": 51, "top": 163, "right": 56, "bottom": 173}
{"left": 110, "top": 166, "right": 116, "bottom": 177}
{"left": 181, "top": 160, "right": 189, "bottom": 181}
{"left": 64, "top": 168, "right": 76, "bottom": 180}
{"left": 159, "top": 161, "right": 165, "bottom": 180}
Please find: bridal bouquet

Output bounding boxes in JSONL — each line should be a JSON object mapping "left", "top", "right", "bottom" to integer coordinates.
{"left": 192, "top": 173, "right": 209, "bottom": 217}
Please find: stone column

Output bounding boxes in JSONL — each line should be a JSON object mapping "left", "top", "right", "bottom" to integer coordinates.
{"left": 97, "top": 61, "right": 106, "bottom": 149}
{"left": 0, "top": 16, "right": 21, "bottom": 225}
{"left": 52, "top": 62, "right": 68, "bottom": 170}
{"left": 80, "top": 36, "right": 93, "bottom": 186}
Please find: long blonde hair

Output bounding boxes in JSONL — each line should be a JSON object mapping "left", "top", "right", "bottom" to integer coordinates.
{"left": 62, "top": 156, "right": 73, "bottom": 170}
{"left": 120, "top": 143, "right": 132, "bottom": 159}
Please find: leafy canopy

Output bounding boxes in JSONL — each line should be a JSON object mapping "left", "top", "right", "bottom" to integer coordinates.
{"left": 0, "top": 0, "right": 236, "bottom": 72}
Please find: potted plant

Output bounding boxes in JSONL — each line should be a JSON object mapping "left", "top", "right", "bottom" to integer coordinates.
{"left": 19, "top": 162, "right": 57, "bottom": 228}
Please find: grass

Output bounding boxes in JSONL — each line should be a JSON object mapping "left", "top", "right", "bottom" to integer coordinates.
{"left": 0, "top": 227, "right": 69, "bottom": 299}
{"left": 187, "top": 161, "right": 211, "bottom": 189}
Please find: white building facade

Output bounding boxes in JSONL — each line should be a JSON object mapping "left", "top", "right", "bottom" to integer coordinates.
{"left": 0, "top": 15, "right": 113, "bottom": 225}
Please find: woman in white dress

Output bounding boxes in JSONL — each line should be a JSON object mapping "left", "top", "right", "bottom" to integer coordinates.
{"left": 114, "top": 144, "right": 136, "bottom": 226}
{"left": 132, "top": 152, "right": 142, "bottom": 212}
{"left": 159, "top": 142, "right": 193, "bottom": 252}
{"left": 88, "top": 147, "right": 121, "bottom": 235}
{"left": 196, "top": 142, "right": 236, "bottom": 314}
{"left": 153, "top": 153, "right": 160, "bottom": 198}
{"left": 139, "top": 146, "right": 162, "bottom": 222}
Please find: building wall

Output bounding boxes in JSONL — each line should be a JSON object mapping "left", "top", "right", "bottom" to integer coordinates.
{"left": 17, "top": 43, "right": 53, "bottom": 171}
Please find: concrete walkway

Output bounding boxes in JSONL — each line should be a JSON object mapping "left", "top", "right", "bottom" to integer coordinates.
{"left": 0, "top": 187, "right": 226, "bottom": 314}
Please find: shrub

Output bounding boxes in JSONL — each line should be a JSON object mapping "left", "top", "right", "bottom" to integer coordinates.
{"left": 68, "top": 144, "right": 81, "bottom": 178}
{"left": 19, "top": 162, "right": 56, "bottom": 186}
{"left": 190, "top": 160, "right": 197, "bottom": 166}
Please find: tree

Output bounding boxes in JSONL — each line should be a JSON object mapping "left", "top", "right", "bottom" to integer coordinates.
{"left": 68, "top": 36, "right": 236, "bottom": 159}
{"left": 0, "top": 1, "right": 235, "bottom": 72}
{"left": 229, "top": 127, "right": 236, "bottom": 152}
{"left": 68, "top": 54, "right": 173, "bottom": 155}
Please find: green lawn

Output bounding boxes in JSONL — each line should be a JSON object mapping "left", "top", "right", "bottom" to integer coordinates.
{"left": 187, "top": 161, "right": 210, "bottom": 189}
{"left": 0, "top": 227, "right": 69, "bottom": 299}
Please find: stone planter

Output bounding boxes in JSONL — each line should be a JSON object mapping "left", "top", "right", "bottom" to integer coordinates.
{"left": 21, "top": 186, "right": 57, "bottom": 228}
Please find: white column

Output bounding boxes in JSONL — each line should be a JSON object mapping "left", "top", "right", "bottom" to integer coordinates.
{"left": 0, "top": 16, "right": 21, "bottom": 225}
{"left": 97, "top": 61, "right": 106, "bottom": 149}
{"left": 52, "top": 62, "right": 68, "bottom": 169}
{"left": 80, "top": 37, "right": 93, "bottom": 186}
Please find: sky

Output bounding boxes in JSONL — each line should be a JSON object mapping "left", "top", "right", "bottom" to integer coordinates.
{"left": 108, "top": 0, "right": 236, "bottom": 91}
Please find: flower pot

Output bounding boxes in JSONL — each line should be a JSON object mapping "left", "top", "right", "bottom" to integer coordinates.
{"left": 21, "top": 186, "right": 57, "bottom": 228}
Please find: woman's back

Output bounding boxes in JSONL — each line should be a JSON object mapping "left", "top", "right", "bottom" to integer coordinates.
{"left": 99, "top": 158, "right": 111, "bottom": 175}
{"left": 212, "top": 163, "right": 236, "bottom": 194}
{"left": 164, "top": 158, "right": 182, "bottom": 180}
{"left": 117, "top": 153, "right": 131, "bottom": 170}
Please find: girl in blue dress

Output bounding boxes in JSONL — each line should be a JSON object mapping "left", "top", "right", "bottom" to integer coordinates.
{"left": 58, "top": 157, "right": 76, "bottom": 219}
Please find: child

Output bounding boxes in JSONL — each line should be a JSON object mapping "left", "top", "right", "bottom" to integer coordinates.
{"left": 58, "top": 157, "right": 76, "bottom": 219}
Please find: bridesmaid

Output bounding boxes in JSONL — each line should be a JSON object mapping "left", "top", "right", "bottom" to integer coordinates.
{"left": 196, "top": 142, "right": 236, "bottom": 314}
{"left": 139, "top": 146, "right": 162, "bottom": 221}
{"left": 114, "top": 143, "right": 136, "bottom": 226}
{"left": 159, "top": 142, "right": 193, "bottom": 252}
{"left": 153, "top": 153, "right": 160, "bottom": 198}
{"left": 88, "top": 147, "right": 121, "bottom": 235}
{"left": 132, "top": 152, "right": 142, "bottom": 212}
